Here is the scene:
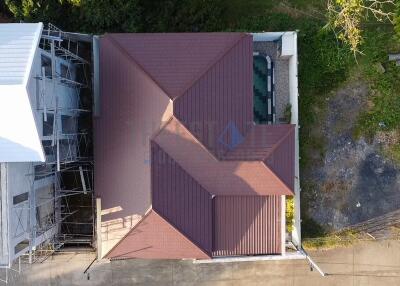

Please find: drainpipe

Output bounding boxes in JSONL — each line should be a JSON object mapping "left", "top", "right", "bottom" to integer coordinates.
{"left": 299, "top": 247, "right": 326, "bottom": 277}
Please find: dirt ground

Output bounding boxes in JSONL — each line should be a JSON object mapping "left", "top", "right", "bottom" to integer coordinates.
{"left": 306, "top": 81, "right": 400, "bottom": 230}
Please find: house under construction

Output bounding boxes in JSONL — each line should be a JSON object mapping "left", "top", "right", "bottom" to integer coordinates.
{"left": 0, "top": 22, "right": 93, "bottom": 277}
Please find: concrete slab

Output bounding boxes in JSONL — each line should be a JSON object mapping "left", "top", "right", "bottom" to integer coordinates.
{"left": 4, "top": 240, "right": 400, "bottom": 285}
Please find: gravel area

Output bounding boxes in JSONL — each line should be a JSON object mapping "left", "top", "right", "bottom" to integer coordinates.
{"left": 253, "top": 41, "right": 290, "bottom": 123}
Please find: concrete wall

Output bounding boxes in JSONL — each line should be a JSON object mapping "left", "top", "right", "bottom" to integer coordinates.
{"left": 285, "top": 32, "right": 301, "bottom": 247}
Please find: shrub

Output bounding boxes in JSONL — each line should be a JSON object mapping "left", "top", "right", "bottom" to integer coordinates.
{"left": 286, "top": 196, "right": 294, "bottom": 233}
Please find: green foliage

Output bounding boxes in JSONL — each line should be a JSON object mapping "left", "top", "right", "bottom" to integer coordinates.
{"left": 299, "top": 24, "right": 352, "bottom": 168}
{"left": 78, "top": 0, "right": 139, "bottom": 33}
{"left": 393, "top": 0, "right": 400, "bottom": 39}
{"left": 5, "top": 0, "right": 224, "bottom": 33}
{"left": 5, "top": 0, "right": 78, "bottom": 29}
{"left": 355, "top": 27, "right": 400, "bottom": 139}
{"left": 136, "top": 0, "right": 224, "bottom": 32}
{"left": 286, "top": 196, "right": 294, "bottom": 233}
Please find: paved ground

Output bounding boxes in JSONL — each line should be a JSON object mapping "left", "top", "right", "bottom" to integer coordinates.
{"left": 3, "top": 240, "right": 400, "bottom": 285}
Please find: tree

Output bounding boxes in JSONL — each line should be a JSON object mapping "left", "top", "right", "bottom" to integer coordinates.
{"left": 327, "top": 0, "right": 395, "bottom": 54}
{"left": 5, "top": 0, "right": 223, "bottom": 33}
{"left": 78, "top": 0, "right": 139, "bottom": 33}
{"left": 5, "top": 0, "right": 79, "bottom": 29}
{"left": 395, "top": 1, "right": 400, "bottom": 39}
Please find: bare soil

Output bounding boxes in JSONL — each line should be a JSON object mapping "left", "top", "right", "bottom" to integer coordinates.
{"left": 307, "top": 81, "right": 400, "bottom": 230}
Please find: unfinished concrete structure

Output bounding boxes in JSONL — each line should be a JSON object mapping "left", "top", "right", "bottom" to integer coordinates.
{"left": 0, "top": 23, "right": 92, "bottom": 281}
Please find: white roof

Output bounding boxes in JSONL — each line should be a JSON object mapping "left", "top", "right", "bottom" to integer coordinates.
{"left": 0, "top": 23, "right": 45, "bottom": 162}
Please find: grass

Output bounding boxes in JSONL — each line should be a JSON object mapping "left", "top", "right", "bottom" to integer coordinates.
{"left": 355, "top": 29, "right": 400, "bottom": 137}
{"left": 384, "top": 141, "right": 400, "bottom": 165}
{"left": 353, "top": 26, "right": 400, "bottom": 166}
{"left": 302, "top": 230, "right": 361, "bottom": 250}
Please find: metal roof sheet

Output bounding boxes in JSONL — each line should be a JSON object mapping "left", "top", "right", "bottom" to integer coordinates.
{"left": 107, "top": 210, "right": 210, "bottom": 260}
{"left": 0, "top": 23, "right": 42, "bottom": 85}
{"left": 107, "top": 33, "right": 245, "bottom": 99}
{"left": 151, "top": 141, "right": 213, "bottom": 254}
{"left": 97, "top": 32, "right": 296, "bottom": 259}
{"left": 153, "top": 117, "right": 293, "bottom": 196}
{"left": 0, "top": 23, "right": 45, "bottom": 162}
{"left": 213, "top": 196, "right": 282, "bottom": 256}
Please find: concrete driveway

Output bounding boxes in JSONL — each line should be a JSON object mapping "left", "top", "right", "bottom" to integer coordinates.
{"left": 4, "top": 240, "right": 400, "bottom": 285}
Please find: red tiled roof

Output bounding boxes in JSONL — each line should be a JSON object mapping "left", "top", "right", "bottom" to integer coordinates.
{"left": 97, "top": 33, "right": 296, "bottom": 260}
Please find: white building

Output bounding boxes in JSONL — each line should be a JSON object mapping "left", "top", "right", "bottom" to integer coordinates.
{"left": 0, "top": 23, "right": 88, "bottom": 269}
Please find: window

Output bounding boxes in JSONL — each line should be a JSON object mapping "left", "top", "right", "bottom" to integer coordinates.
{"left": 13, "top": 192, "right": 28, "bottom": 205}
{"left": 43, "top": 113, "right": 54, "bottom": 136}
{"left": 42, "top": 140, "right": 54, "bottom": 156}
{"left": 41, "top": 55, "right": 52, "bottom": 78}
{"left": 61, "top": 115, "right": 75, "bottom": 134}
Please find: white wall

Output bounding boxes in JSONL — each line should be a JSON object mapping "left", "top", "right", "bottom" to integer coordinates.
{"left": 4, "top": 163, "right": 33, "bottom": 262}
{"left": 285, "top": 32, "right": 302, "bottom": 247}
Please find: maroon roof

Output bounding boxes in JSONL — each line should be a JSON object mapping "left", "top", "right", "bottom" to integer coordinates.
{"left": 107, "top": 210, "right": 210, "bottom": 260}
{"left": 151, "top": 141, "right": 213, "bottom": 254}
{"left": 213, "top": 196, "right": 282, "bottom": 256}
{"left": 174, "top": 34, "right": 253, "bottom": 157}
{"left": 108, "top": 33, "right": 245, "bottom": 99}
{"left": 97, "top": 33, "right": 296, "bottom": 260}
{"left": 94, "top": 35, "right": 172, "bottom": 225}
{"left": 153, "top": 118, "right": 293, "bottom": 196}
{"left": 224, "top": 124, "right": 295, "bottom": 161}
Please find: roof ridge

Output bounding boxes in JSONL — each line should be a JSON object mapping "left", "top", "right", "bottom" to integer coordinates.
{"left": 159, "top": 116, "right": 221, "bottom": 162}
{"left": 262, "top": 124, "right": 295, "bottom": 161}
{"left": 152, "top": 140, "right": 214, "bottom": 198}
{"left": 106, "top": 209, "right": 211, "bottom": 259}
{"left": 172, "top": 33, "right": 248, "bottom": 102}
{"left": 153, "top": 210, "right": 212, "bottom": 257}
{"left": 154, "top": 119, "right": 293, "bottom": 196}
{"left": 261, "top": 161, "right": 294, "bottom": 195}
{"left": 262, "top": 125, "right": 296, "bottom": 194}
{"left": 150, "top": 116, "right": 174, "bottom": 141}
{"left": 105, "top": 206, "right": 153, "bottom": 259}
{"left": 105, "top": 34, "right": 172, "bottom": 99}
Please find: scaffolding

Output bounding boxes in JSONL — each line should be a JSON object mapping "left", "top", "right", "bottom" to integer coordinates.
{"left": 0, "top": 24, "right": 93, "bottom": 283}
{"left": 35, "top": 22, "right": 94, "bottom": 252}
